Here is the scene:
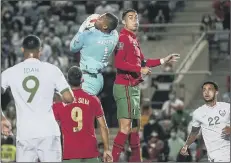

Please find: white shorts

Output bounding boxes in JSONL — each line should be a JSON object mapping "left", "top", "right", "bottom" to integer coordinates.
{"left": 208, "top": 148, "right": 230, "bottom": 162}
{"left": 209, "top": 157, "right": 230, "bottom": 162}
{"left": 16, "top": 136, "right": 62, "bottom": 162}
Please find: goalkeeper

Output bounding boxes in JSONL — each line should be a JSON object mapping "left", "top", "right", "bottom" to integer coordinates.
{"left": 70, "top": 13, "right": 119, "bottom": 95}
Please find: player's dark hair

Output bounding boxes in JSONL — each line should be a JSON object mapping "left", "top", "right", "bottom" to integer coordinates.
{"left": 67, "top": 66, "right": 83, "bottom": 87}
{"left": 202, "top": 81, "right": 219, "bottom": 91}
{"left": 122, "top": 8, "right": 137, "bottom": 20}
{"left": 105, "top": 13, "right": 119, "bottom": 31}
{"left": 22, "top": 35, "right": 41, "bottom": 51}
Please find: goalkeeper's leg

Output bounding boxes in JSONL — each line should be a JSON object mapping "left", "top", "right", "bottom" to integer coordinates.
{"left": 81, "top": 73, "right": 104, "bottom": 96}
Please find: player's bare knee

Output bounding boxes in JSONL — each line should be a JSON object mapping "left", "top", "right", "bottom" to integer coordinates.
{"left": 120, "top": 126, "right": 131, "bottom": 134}
{"left": 131, "top": 119, "right": 140, "bottom": 132}
{"left": 119, "top": 119, "right": 132, "bottom": 134}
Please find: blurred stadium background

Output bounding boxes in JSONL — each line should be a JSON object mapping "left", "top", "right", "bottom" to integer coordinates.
{"left": 1, "top": 0, "right": 230, "bottom": 162}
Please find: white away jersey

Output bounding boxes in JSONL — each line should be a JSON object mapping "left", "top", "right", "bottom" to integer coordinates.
{"left": 191, "top": 102, "right": 230, "bottom": 160}
{"left": 1, "top": 58, "right": 70, "bottom": 140}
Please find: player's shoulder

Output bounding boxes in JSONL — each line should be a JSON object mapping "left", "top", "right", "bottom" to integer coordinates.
{"left": 111, "top": 30, "right": 119, "bottom": 37}
{"left": 1, "top": 66, "right": 13, "bottom": 75}
{"left": 85, "top": 28, "right": 96, "bottom": 35}
{"left": 76, "top": 90, "right": 101, "bottom": 106}
{"left": 193, "top": 105, "right": 206, "bottom": 116}
{"left": 42, "top": 62, "right": 62, "bottom": 73}
{"left": 1, "top": 62, "right": 20, "bottom": 75}
{"left": 217, "top": 102, "right": 230, "bottom": 109}
{"left": 90, "top": 95, "right": 100, "bottom": 102}
{"left": 118, "top": 33, "right": 130, "bottom": 42}
{"left": 53, "top": 101, "right": 65, "bottom": 109}
{"left": 87, "top": 94, "right": 101, "bottom": 105}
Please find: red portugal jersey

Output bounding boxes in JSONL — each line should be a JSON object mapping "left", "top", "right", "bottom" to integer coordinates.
{"left": 53, "top": 89, "right": 104, "bottom": 159}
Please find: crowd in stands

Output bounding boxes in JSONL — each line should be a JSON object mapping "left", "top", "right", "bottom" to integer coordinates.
{"left": 1, "top": 0, "right": 230, "bottom": 162}
{"left": 200, "top": 0, "right": 230, "bottom": 59}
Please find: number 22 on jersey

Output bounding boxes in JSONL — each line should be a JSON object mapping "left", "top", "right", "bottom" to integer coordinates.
{"left": 22, "top": 75, "right": 40, "bottom": 103}
{"left": 71, "top": 107, "right": 83, "bottom": 132}
{"left": 208, "top": 116, "right": 220, "bottom": 126}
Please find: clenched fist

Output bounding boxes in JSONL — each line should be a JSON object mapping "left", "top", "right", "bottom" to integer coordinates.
{"left": 180, "top": 145, "right": 189, "bottom": 156}
{"left": 141, "top": 67, "right": 151, "bottom": 75}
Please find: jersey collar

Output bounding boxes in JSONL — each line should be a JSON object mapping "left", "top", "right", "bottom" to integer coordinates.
{"left": 121, "top": 28, "right": 136, "bottom": 39}
{"left": 24, "top": 58, "right": 40, "bottom": 62}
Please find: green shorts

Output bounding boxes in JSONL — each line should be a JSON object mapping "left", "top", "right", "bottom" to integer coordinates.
{"left": 113, "top": 84, "right": 141, "bottom": 119}
{"left": 63, "top": 157, "right": 100, "bottom": 163}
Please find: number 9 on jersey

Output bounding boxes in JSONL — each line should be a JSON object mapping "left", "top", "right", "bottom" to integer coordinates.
{"left": 71, "top": 107, "right": 83, "bottom": 132}
{"left": 22, "top": 75, "right": 40, "bottom": 103}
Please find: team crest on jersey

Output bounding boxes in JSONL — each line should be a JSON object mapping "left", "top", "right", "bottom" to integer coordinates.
{"left": 219, "top": 110, "right": 226, "bottom": 117}
{"left": 117, "top": 42, "right": 124, "bottom": 50}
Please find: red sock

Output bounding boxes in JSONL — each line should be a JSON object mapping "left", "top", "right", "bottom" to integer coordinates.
{"left": 112, "top": 132, "right": 128, "bottom": 162}
{"left": 129, "top": 132, "right": 141, "bottom": 162}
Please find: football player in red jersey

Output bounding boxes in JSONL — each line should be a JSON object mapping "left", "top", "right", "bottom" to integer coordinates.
{"left": 53, "top": 66, "right": 112, "bottom": 162}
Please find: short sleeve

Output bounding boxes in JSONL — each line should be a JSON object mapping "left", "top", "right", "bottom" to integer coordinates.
{"left": 1, "top": 68, "right": 11, "bottom": 93}
{"left": 53, "top": 102, "right": 64, "bottom": 121}
{"left": 53, "top": 66, "right": 71, "bottom": 94}
{"left": 191, "top": 110, "right": 201, "bottom": 127}
{"left": 92, "top": 96, "right": 104, "bottom": 118}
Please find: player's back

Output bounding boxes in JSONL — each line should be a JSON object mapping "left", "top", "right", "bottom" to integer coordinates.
{"left": 2, "top": 58, "right": 67, "bottom": 139}
{"left": 80, "top": 29, "right": 118, "bottom": 73}
{"left": 53, "top": 89, "right": 103, "bottom": 159}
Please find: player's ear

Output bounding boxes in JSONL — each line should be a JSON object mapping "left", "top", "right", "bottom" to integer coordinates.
{"left": 216, "top": 91, "right": 218, "bottom": 95}
{"left": 21, "top": 47, "right": 24, "bottom": 53}
{"left": 103, "top": 25, "right": 108, "bottom": 30}
{"left": 122, "top": 20, "right": 125, "bottom": 25}
{"left": 38, "top": 51, "right": 42, "bottom": 58}
{"left": 38, "top": 47, "right": 42, "bottom": 57}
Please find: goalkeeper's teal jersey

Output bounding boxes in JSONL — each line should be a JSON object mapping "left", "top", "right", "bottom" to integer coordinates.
{"left": 70, "top": 27, "right": 118, "bottom": 73}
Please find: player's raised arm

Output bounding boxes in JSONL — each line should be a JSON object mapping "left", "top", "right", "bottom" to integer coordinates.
{"left": 70, "top": 14, "right": 100, "bottom": 53}
{"left": 93, "top": 96, "right": 112, "bottom": 162}
{"left": 141, "top": 52, "right": 180, "bottom": 68}
{"left": 54, "top": 67, "right": 74, "bottom": 103}
{"left": 69, "top": 16, "right": 88, "bottom": 53}
{"left": 180, "top": 111, "right": 201, "bottom": 156}
{"left": 70, "top": 32, "right": 85, "bottom": 53}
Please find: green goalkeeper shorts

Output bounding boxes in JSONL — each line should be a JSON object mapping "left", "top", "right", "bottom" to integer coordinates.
{"left": 113, "top": 84, "right": 141, "bottom": 119}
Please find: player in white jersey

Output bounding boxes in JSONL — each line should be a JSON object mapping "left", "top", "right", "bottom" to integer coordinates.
{"left": 180, "top": 81, "right": 230, "bottom": 162}
{"left": 1, "top": 35, "right": 74, "bottom": 162}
